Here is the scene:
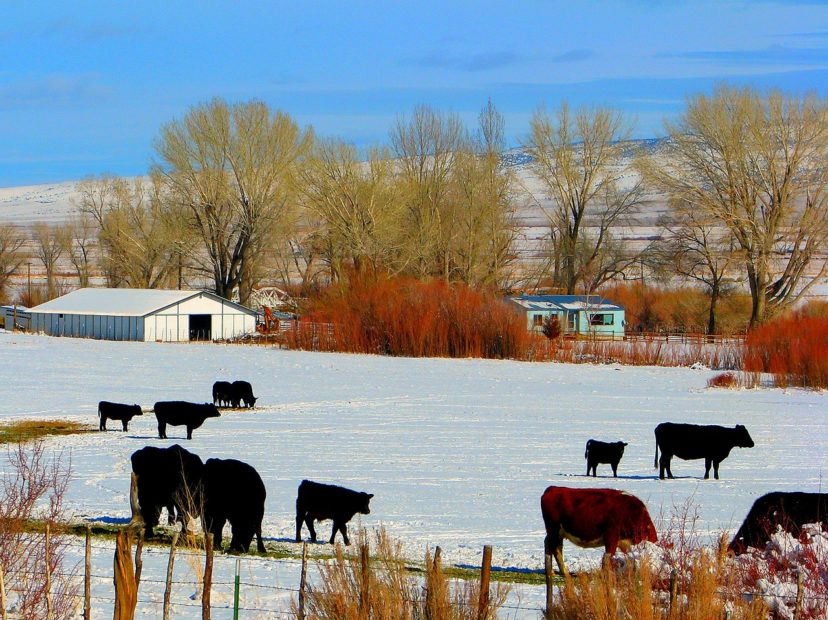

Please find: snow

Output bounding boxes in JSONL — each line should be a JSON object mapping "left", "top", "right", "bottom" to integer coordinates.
{"left": 29, "top": 288, "right": 203, "bottom": 316}
{"left": 0, "top": 332, "right": 825, "bottom": 617}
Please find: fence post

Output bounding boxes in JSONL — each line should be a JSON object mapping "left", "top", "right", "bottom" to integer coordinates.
{"left": 544, "top": 548, "right": 555, "bottom": 619}
{"left": 45, "top": 522, "right": 53, "bottom": 620}
{"left": 359, "top": 543, "right": 370, "bottom": 620}
{"left": 202, "top": 533, "right": 214, "bottom": 620}
{"left": 113, "top": 529, "right": 138, "bottom": 620}
{"left": 794, "top": 570, "right": 804, "bottom": 620}
{"left": 134, "top": 531, "right": 144, "bottom": 589}
{"left": 233, "top": 558, "right": 240, "bottom": 620}
{"left": 298, "top": 542, "right": 308, "bottom": 620}
{"left": 162, "top": 532, "right": 178, "bottom": 620}
{"left": 477, "top": 545, "right": 492, "bottom": 620}
{"left": 668, "top": 569, "right": 678, "bottom": 618}
{"left": 0, "top": 561, "right": 7, "bottom": 620}
{"left": 84, "top": 525, "right": 92, "bottom": 620}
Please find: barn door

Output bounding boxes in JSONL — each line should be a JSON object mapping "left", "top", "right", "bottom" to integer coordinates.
{"left": 189, "top": 314, "right": 212, "bottom": 341}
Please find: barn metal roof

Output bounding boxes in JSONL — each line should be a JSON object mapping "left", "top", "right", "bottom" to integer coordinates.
{"left": 28, "top": 288, "right": 256, "bottom": 317}
{"left": 508, "top": 294, "right": 624, "bottom": 312}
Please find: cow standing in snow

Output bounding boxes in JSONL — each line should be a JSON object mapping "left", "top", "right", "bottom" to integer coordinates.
{"left": 654, "top": 422, "right": 754, "bottom": 480}
{"left": 584, "top": 439, "right": 628, "bottom": 477}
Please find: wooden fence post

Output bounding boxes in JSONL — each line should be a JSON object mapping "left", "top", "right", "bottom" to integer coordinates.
{"left": 84, "top": 525, "right": 92, "bottom": 620}
{"left": 544, "top": 548, "right": 555, "bottom": 619}
{"left": 162, "top": 532, "right": 178, "bottom": 620}
{"left": 45, "top": 522, "right": 53, "bottom": 620}
{"left": 0, "top": 561, "right": 7, "bottom": 620}
{"left": 134, "top": 531, "right": 144, "bottom": 589}
{"left": 359, "top": 543, "right": 370, "bottom": 620}
{"left": 477, "top": 545, "right": 492, "bottom": 620}
{"left": 113, "top": 529, "right": 138, "bottom": 620}
{"left": 202, "top": 533, "right": 213, "bottom": 620}
{"left": 794, "top": 570, "right": 804, "bottom": 620}
{"left": 298, "top": 542, "right": 308, "bottom": 620}
{"left": 668, "top": 569, "right": 678, "bottom": 618}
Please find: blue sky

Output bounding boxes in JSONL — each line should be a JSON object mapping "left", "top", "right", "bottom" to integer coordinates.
{"left": 2, "top": 0, "right": 828, "bottom": 186}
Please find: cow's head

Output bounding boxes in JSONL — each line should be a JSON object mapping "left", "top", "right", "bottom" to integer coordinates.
{"left": 735, "top": 425, "right": 754, "bottom": 448}
{"left": 248, "top": 396, "right": 258, "bottom": 407}
{"left": 205, "top": 405, "right": 221, "bottom": 418}
{"left": 359, "top": 492, "right": 374, "bottom": 515}
{"left": 131, "top": 405, "right": 143, "bottom": 417}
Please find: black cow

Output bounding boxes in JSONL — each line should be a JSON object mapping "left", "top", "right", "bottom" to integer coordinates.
{"left": 231, "top": 380, "right": 257, "bottom": 408}
{"left": 98, "top": 401, "right": 143, "bottom": 431}
{"left": 729, "top": 492, "right": 828, "bottom": 555}
{"left": 131, "top": 445, "right": 204, "bottom": 538}
{"left": 203, "top": 458, "right": 267, "bottom": 553}
{"left": 585, "top": 439, "right": 628, "bottom": 477}
{"left": 154, "top": 401, "right": 220, "bottom": 440}
{"left": 654, "top": 422, "right": 754, "bottom": 480}
{"left": 295, "top": 480, "right": 373, "bottom": 545}
{"left": 212, "top": 381, "right": 233, "bottom": 407}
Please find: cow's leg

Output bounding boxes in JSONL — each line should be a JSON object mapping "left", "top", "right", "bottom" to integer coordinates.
{"left": 611, "top": 461, "right": 618, "bottom": 477}
{"left": 186, "top": 426, "right": 193, "bottom": 440}
{"left": 211, "top": 517, "right": 225, "bottom": 550}
{"left": 544, "top": 533, "right": 569, "bottom": 578}
{"left": 256, "top": 521, "right": 265, "bottom": 553}
{"left": 704, "top": 458, "right": 712, "bottom": 479}
{"left": 586, "top": 461, "right": 591, "bottom": 476}
{"left": 339, "top": 522, "right": 350, "bottom": 546}
{"left": 100, "top": 416, "right": 106, "bottom": 431}
{"left": 305, "top": 517, "right": 317, "bottom": 543}
{"left": 295, "top": 512, "right": 304, "bottom": 542}
{"left": 157, "top": 421, "right": 166, "bottom": 439}
{"left": 713, "top": 460, "right": 720, "bottom": 480}
{"left": 122, "top": 419, "right": 128, "bottom": 432}
{"left": 659, "top": 453, "right": 673, "bottom": 479}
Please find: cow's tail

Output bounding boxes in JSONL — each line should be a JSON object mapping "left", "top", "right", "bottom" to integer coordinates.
{"left": 584, "top": 439, "right": 592, "bottom": 459}
{"left": 654, "top": 439, "right": 659, "bottom": 469}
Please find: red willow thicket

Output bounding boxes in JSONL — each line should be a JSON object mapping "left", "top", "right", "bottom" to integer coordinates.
{"left": 743, "top": 312, "right": 828, "bottom": 389}
{"left": 286, "top": 277, "right": 542, "bottom": 360}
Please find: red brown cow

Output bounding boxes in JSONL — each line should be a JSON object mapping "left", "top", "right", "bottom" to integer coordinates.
{"left": 540, "top": 486, "right": 657, "bottom": 577}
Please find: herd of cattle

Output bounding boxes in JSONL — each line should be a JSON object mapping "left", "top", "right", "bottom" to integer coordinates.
{"left": 97, "top": 391, "right": 827, "bottom": 573}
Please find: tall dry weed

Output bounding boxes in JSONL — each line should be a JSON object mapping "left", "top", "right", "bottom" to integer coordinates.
{"left": 294, "top": 529, "right": 508, "bottom": 620}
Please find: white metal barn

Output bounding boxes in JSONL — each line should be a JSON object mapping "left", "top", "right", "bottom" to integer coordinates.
{"left": 28, "top": 288, "right": 257, "bottom": 342}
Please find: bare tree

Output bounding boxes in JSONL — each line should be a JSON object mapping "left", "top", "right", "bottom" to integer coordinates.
{"left": 642, "top": 85, "right": 828, "bottom": 325}
{"left": 526, "top": 103, "right": 643, "bottom": 293}
{"left": 76, "top": 175, "right": 184, "bottom": 289}
{"left": 31, "top": 222, "right": 69, "bottom": 299}
{"left": 0, "top": 224, "right": 27, "bottom": 302}
{"left": 62, "top": 213, "right": 96, "bottom": 287}
{"left": 299, "top": 139, "right": 405, "bottom": 281}
{"left": 390, "top": 105, "right": 466, "bottom": 280}
{"left": 155, "top": 98, "right": 310, "bottom": 303}
{"left": 658, "top": 208, "right": 739, "bottom": 334}
{"left": 449, "top": 100, "right": 518, "bottom": 288}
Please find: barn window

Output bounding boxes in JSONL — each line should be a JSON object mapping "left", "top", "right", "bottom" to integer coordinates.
{"left": 532, "top": 314, "right": 545, "bottom": 327}
{"left": 590, "top": 313, "right": 614, "bottom": 326}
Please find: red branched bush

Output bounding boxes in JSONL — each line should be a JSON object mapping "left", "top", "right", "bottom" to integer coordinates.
{"left": 744, "top": 313, "right": 828, "bottom": 389}
{"left": 287, "top": 276, "right": 539, "bottom": 360}
{"left": 707, "top": 372, "right": 740, "bottom": 389}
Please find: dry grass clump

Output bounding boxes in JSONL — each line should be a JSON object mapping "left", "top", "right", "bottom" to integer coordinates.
{"left": 294, "top": 529, "right": 509, "bottom": 620}
{"left": 0, "top": 420, "right": 92, "bottom": 445}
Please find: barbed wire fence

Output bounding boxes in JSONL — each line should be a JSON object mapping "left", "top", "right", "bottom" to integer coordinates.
{"left": 0, "top": 527, "right": 824, "bottom": 619}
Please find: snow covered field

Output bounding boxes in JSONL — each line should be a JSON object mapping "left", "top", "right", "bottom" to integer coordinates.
{"left": 0, "top": 332, "right": 825, "bottom": 617}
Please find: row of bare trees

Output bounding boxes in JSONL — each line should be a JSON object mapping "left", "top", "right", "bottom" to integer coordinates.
{"left": 1, "top": 84, "right": 826, "bottom": 328}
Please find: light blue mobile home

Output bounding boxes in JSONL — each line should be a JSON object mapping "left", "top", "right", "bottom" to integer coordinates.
{"left": 507, "top": 295, "right": 625, "bottom": 338}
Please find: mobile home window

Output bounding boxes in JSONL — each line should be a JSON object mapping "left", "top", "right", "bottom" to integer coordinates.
{"left": 532, "top": 314, "right": 545, "bottom": 327}
{"left": 590, "top": 313, "right": 614, "bottom": 326}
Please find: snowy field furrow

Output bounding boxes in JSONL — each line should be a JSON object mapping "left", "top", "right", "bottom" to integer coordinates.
{"left": 0, "top": 332, "right": 825, "bottom": 617}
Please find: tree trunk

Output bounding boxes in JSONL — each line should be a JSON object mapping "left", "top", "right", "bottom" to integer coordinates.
{"left": 707, "top": 282, "right": 719, "bottom": 335}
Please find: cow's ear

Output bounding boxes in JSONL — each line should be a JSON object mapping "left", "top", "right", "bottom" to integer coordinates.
{"left": 622, "top": 442, "right": 628, "bottom": 446}
{"left": 367, "top": 494, "right": 374, "bottom": 499}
